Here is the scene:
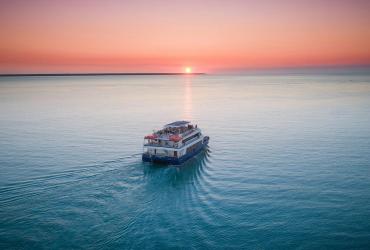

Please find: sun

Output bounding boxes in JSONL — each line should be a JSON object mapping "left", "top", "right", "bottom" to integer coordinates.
{"left": 185, "top": 67, "right": 192, "bottom": 74}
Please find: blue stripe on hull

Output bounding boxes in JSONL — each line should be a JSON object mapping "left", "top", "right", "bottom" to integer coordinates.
{"left": 142, "top": 138, "right": 209, "bottom": 165}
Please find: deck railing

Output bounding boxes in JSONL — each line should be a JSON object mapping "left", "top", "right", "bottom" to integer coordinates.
{"left": 144, "top": 134, "right": 201, "bottom": 149}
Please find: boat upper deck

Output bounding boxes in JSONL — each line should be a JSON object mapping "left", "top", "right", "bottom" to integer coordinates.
{"left": 155, "top": 125, "right": 198, "bottom": 140}
{"left": 144, "top": 121, "right": 202, "bottom": 149}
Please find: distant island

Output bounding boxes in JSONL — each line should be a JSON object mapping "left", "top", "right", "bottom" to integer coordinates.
{"left": 0, "top": 73, "right": 206, "bottom": 77}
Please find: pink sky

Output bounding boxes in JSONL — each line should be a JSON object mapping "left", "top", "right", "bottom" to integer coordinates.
{"left": 1, "top": 0, "right": 370, "bottom": 73}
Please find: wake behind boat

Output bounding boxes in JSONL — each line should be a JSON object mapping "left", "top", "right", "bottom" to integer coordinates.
{"left": 142, "top": 121, "right": 209, "bottom": 165}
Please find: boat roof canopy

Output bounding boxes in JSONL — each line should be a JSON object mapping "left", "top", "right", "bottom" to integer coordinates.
{"left": 164, "top": 120, "right": 190, "bottom": 128}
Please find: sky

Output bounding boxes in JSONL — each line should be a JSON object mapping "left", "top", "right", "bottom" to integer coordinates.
{"left": 1, "top": 0, "right": 370, "bottom": 73}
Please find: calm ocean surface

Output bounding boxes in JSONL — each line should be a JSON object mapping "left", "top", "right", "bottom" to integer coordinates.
{"left": 1, "top": 74, "right": 370, "bottom": 249}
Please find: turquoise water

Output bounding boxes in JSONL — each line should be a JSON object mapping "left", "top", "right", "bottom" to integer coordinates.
{"left": 1, "top": 74, "right": 370, "bottom": 249}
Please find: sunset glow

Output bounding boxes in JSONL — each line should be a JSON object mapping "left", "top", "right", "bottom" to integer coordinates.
{"left": 185, "top": 67, "right": 192, "bottom": 74}
{"left": 1, "top": 0, "right": 370, "bottom": 73}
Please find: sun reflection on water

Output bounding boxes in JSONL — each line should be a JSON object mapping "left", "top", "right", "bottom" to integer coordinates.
{"left": 183, "top": 77, "right": 193, "bottom": 121}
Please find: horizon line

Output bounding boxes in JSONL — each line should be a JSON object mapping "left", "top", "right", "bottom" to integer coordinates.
{"left": 0, "top": 72, "right": 206, "bottom": 77}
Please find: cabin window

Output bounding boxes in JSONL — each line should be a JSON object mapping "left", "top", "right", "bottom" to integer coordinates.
{"left": 174, "top": 151, "right": 178, "bottom": 157}
{"left": 183, "top": 133, "right": 200, "bottom": 144}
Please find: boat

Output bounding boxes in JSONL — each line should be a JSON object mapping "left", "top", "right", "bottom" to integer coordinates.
{"left": 142, "top": 121, "right": 209, "bottom": 165}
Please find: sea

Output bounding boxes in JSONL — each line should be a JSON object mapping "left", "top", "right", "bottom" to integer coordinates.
{"left": 1, "top": 73, "right": 370, "bottom": 249}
